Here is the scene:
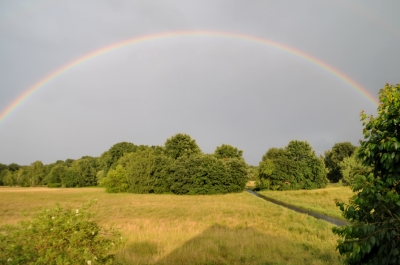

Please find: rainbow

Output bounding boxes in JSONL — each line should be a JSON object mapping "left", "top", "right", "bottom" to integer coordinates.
{"left": 0, "top": 30, "right": 379, "bottom": 125}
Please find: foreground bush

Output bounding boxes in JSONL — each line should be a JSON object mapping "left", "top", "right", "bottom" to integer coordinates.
{"left": 333, "top": 83, "right": 400, "bottom": 264}
{"left": 0, "top": 201, "right": 124, "bottom": 264}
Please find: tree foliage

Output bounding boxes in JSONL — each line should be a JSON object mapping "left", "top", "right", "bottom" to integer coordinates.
{"left": 164, "top": 133, "right": 201, "bottom": 159}
{"left": 99, "top": 142, "right": 137, "bottom": 173}
{"left": 99, "top": 134, "right": 248, "bottom": 195}
{"left": 214, "top": 144, "right": 243, "bottom": 159}
{"left": 28, "top": 161, "right": 46, "bottom": 186}
{"left": 333, "top": 84, "right": 400, "bottom": 264}
{"left": 169, "top": 154, "right": 247, "bottom": 195}
{"left": 339, "top": 148, "right": 365, "bottom": 186}
{"left": 325, "top": 142, "right": 357, "bottom": 182}
{"left": 257, "top": 140, "right": 328, "bottom": 190}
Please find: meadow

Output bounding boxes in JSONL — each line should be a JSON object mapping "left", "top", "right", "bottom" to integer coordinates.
{"left": 0, "top": 187, "right": 344, "bottom": 265}
{"left": 258, "top": 185, "right": 355, "bottom": 220}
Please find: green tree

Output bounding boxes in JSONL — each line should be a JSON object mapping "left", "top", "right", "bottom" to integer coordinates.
{"left": 120, "top": 148, "right": 157, "bottom": 193}
{"left": 214, "top": 144, "right": 243, "bottom": 159}
{"left": 333, "top": 84, "right": 400, "bottom": 264}
{"left": 71, "top": 157, "right": 97, "bottom": 187}
{"left": 339, "top": 148, "right": 365, "bottom": 186}
{"left": 164, "top": 133, "right": 201, "bottom": 159}
{"left": 45, "top": 164, "right": 69, "bottom": 187}
{"left": 257, "top": 140, "right": 327, "bottom": 190}
{"left": 0, "top": 163, "right": 7, "bottom": 185}
{"left": 100, "top": 165, "right": 129, "bottom": 193}
{"left": 325, "top": 142, "right": 357, "bottom": 182}
{"left": 7, "top": 163, "right": 20, "bottom": 172}
{"left": 169, "top": 154, "right": 247, "bottom": 195}
{"left": 60, "top": 167, "right": 79, "bottom": 188}
{"left": 99, "top": 142, "right": 137, "bottom": 173}
{"left": 2, "top": 170, "right": 15, "bottom": 186}
{"left": 28, "top": 160, "right": 46, "bottom": 186}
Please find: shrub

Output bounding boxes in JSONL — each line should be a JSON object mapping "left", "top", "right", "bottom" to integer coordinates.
{"left": 169, "top": 154, "right": 247, "bottom": 195}
{"left": 257, "top": 140, "right": 328, "bottom": 190}
{"left": 333, "top": 84, "right": 400, "bottom": 264}
{"left": 0, "top": 201, "right": 124, "bottom": 264}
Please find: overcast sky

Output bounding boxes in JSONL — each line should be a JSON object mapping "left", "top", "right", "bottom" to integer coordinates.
{"left": 0, "top": 0, "right": 399, "bottom": 166}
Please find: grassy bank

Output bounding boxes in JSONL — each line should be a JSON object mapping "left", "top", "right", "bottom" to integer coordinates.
{"left": 258, "top": 185, "right": 355, "bottom": 220}
{"left": 0, "top": 187, "right": 343, "bottom": 264}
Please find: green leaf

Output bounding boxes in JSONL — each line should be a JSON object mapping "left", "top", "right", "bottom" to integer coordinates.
{"left": 369, "top": 235, "right": 375, "bottom": 245}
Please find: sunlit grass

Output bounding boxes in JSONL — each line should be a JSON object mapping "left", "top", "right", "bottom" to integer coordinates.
{"left": 0, "top": 187, "right": 343, "bottom": 264}
{"left": 258, "top": 185, "right": 355, "bottom": 220}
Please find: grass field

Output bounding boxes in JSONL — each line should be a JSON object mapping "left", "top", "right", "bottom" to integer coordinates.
{"left": 0, "top": 187, "right": 344, "bottom": 264}
{"left": 258, "top": 185, "right": 355, "bottom": 220}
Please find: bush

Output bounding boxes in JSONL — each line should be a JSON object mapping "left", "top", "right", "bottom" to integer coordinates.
{"left": 0, "top": 201, "right": 124, "bottom": 264}
{"left": 169, "top": 154, "right": 247, "bottom": 195}
{"left": 257, "top": 140, "right": 328, "bottom": 190}
{"left": 333, "top": 84, "right": 400, "bottom": 264}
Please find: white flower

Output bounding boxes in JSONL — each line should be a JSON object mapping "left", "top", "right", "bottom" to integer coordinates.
{"left": 87, "top": 260, "right": 91, "bottom": 265}
{"left": 91, "top": 231, "right": 95, "bottom": 235}
{"left": 76, "top": 209, "right": 79, "bottom": 214}
{"left": 7, "top": 258, "right": 12, "bottom": 262}
{"left": 51, "top": 216, "right": 55, "bottom": 220}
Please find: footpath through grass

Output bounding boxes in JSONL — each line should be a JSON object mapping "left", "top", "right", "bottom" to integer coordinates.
{"left": 258, "top": 185, "right": 355, "bottom": 220}
{"left": 0, "top": 187, "right": 343, "bottom": 265}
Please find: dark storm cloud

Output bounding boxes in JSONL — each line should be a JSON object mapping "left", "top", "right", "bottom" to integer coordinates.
{"left": 0, "top": 0, "right": 399, "bottom": 165}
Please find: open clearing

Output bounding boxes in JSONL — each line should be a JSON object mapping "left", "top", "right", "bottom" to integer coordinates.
{"left": 0, "top": 187, "right": 343, "bottom": 264}
{"left": 258, "top": 185, "right": 355, "bottom": 220}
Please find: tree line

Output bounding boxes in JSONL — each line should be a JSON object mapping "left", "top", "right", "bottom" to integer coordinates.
{"left": 0, "top": 134, "right": 249, "bottom": 195}
{"left": 0, "top": 135, "right": 362, "bottom": 192}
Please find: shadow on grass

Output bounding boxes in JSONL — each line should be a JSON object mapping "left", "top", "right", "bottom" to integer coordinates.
{"left": 153, "top": 224, "right": 341, "bottom": 265}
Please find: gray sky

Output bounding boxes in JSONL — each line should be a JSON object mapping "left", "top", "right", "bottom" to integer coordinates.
{"left": 0, "top": 0, "right": 399, "bottom": 166}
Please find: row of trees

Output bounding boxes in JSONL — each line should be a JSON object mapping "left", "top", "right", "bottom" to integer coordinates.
{"left": 0, "top": 134, "right": 249, "bottom": 195}
{"left": 100, "top": 134, "right": 248, "bottom": 195}
{"left": 254, "top": 140, "right": 364, "bottom": 191}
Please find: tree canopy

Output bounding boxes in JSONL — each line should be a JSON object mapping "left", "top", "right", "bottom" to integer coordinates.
{"left": 214, "top": 144, "right": 243, "bottom": 159}
{"left": 257, "top": 140, "right": 328, "bottom": 190}
{"left": 164, "top": 133, "right": 201, "bottom": 159}
{"left": 333, "top": 83, "right": 400, "bottom": 264}
{"left": 324, "top": 142, "right": 357, "bottom": 182}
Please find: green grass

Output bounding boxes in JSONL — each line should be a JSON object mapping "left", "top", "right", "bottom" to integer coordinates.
{"left": 0, "top": 187, "right": 344, "bottom": 264}
{"left": 258, "top": 185, "right": 355, "bottom": 220}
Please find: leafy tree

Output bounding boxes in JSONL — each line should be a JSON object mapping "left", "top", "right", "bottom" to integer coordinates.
{"left": 2, "top": 170, "right": 15, "bottom": 186}
{"left": 64, "top": 159, "right": 74, "bottom": 167}
{"left": 100, "top": 165, "right": 129, "bottom": 193}
{"left": 164, "top": 133, "right": 201, "bottom": 159}
{"left": 339, "top": 148, "right": 365, "bottom": 186}
{"left": 45, "top": 164, "right": 69, "bottom": 187}
{"left": 325, "top": 142, "right": 357, "bottom": 182}
{"left": 119, "top": 148, "right": 156, "bottom": 193}
{"left": 28, "top": 161, "right": 46, "bottom": 186}
{"left": 333, "top": 84, "right": 400, "bottom": 264}
{"left": 0, "top": 163, "right": 7, "bottom": 185}
{"left": 71, "top": 157, "right": 97, "bottom": 187}
{"left": 7, "top": 163, "right": 20, "bottom": 172}
{"left": 169, "top": 154, "right": 247, "bottom": 195}
{"left": 214, "top": 144, "right": 243, "bottom": 159}
{"left": 257, "top": 140, "right": 327, "bottom": 190}
{"left": 99, "top": 142, "right": 137, "bottom": 173}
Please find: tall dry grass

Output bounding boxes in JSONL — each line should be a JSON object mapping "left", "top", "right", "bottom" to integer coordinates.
{"left": 258, "top": 185, "right": 355, "bottom": 220}
{"left": 0, "top": 187, "right": 343, "bottom": 264}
